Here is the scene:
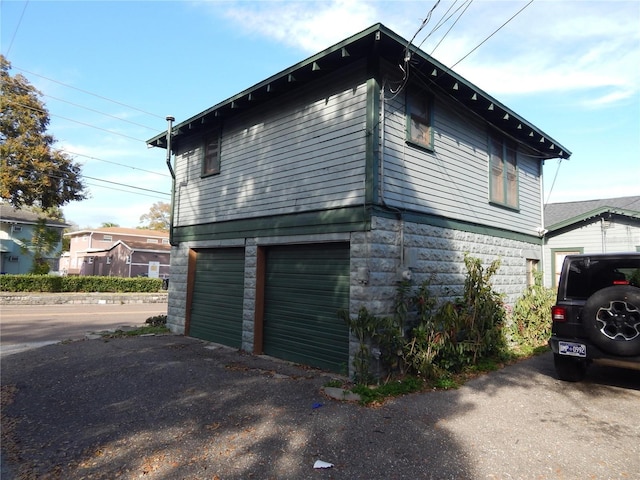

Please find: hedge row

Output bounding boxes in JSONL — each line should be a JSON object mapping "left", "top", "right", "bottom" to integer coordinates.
{"left": 0, "top": 274, "right": 164, "bottom": 293}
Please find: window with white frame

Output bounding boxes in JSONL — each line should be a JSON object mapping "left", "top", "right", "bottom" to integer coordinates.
{"left": 103, "top": 235, "right": 112, "bottom": 241}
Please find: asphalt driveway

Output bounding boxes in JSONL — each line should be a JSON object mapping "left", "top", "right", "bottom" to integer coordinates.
{"left": 1, "top": 335, "right": 639, "bottom": 479}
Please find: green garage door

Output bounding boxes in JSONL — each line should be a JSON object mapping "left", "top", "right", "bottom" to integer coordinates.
{"left": 190, "top": 248, "right": 245, "bottom": 348}
{"left": 264, "top": 243, "right": 350, "bottom": 372}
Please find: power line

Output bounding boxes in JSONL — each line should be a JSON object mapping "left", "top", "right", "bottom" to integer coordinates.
{"left": 7, "top": 162, "right": 170, "bottom": 199}
{"left": 11, "top": 65, "right": 165, "bottom": 120}
{"left": 449, "top": 0, "right": 535, "bottom": 71}
{"left": 83, "top": 180, "right": 170, "bottom": 200}
{"left": 429, "top": 0, "right": 475, "bottom": 56}
{"left": 416, "top": 0, "right": 467, "bottom": 51}
{"left": 4, "top": 1, "right": 29, "bottom": 56}
{"left": 57, "top": 149, "right": 170, "bottom": 178}
{"left": 6, "top": 99, "right": 149, "bottom": 144}
{"left": 43, "top": 93, "right": 159, "bottom": 132}
{"left": 82, "top": 174, "right": 170, "bottom": 196}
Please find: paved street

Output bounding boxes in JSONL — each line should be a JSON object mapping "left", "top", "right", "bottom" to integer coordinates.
{"left": 0, "top": 303, "right": 167, "bottom": 357}
{"left": 1, "top": 334, "right": 639, "bottom": 479}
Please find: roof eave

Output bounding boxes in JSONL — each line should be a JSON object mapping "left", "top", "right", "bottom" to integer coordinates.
{"left": 147, "top": 23, "right": 571, "bottom": 160}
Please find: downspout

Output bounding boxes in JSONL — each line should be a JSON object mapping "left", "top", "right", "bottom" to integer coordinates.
{"left": 379, "top": 82, "right": 386, "bottom": 206}
{"left": 539, "top": 168, "right": 546, "bottom": 286}
{"left": 165, "top": 116, "right": 176, "bottom": 246}
{"left": 379, "top": 81, "right": 407, "bottom": 275}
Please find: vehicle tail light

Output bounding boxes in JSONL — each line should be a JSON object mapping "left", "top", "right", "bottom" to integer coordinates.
{"left": 551, "top": 306, "right": 566, "bottom": 322}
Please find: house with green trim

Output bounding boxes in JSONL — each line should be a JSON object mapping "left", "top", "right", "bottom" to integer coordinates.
{"left": 543, "top": 196, "right": 640, "bottom": 288}
{"left": 147, "top": 24, "right": 570, "bottom": 374}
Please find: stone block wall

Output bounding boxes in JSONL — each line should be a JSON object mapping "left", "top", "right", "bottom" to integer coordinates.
{"left": 349, "top": 215, "right": 540, "bottom": 316}
{"left": 165, "top": 216, "right": 541, "bottom": 376}
{"left": 166, "top": 244, "right": 188, "bottom": 333}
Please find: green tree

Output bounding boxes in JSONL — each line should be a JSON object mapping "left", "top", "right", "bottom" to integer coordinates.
{"left": 0, "top": 55, "right": 87, "bottom": 209}
{"left": 101, "top": 222, "right": 120, "bottom": 228}
{"left": 19, "top": 218, "right": 62, "bottom": 274}
{"left": 138, "top": 201, "right": 170, "bottom": 231}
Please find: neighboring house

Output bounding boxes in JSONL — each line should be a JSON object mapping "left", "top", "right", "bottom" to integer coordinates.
{"left": 543, "top": 196, "right": 640, "bottom": 288}
{"left": 147, "top": 24, "right": 571, "bottom": 373}
{"left": 62, "top": 227, "right": 170, "bottom": 278}
{"left": 0, "top": 204, "right": 69, "bottom": 274}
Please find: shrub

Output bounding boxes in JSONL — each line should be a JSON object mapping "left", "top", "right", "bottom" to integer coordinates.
{"left": 0, "top": 274, "right": 163, "bottom": 293}
{"left": 508, "top": 272, "right": 556, "bottom": 352}
{"left": 342, "top": 255, "right": 508, "bottom": 384}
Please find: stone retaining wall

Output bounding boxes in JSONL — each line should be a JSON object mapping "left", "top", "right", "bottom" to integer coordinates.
{"left": 0, "top": 292, "right": 168, "bottom": 305}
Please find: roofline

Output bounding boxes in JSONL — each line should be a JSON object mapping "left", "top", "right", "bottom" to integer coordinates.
{"left": 76, "top": 240, "right": 170, "bottom": 255}
{"left": 65, "top": 229, "right": 169, "bottom": 238}
{"left": 147, "top": 23, "right": 571, "bottom": 160}
{"left": 547, "top": 206, "right": 640, "bottom": 231}
{"left": 0, "top": 218, "right": 70, "bottom": 228}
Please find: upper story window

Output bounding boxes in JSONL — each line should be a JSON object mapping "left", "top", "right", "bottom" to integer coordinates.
{"left": 103, "top": 235, "right": 112, "bottom": 241}
{"left": 406, "top": 88, "right": 434, "bottom": 150}
{"left": 489, "top": 135, "right": 518, "bottom": 209}
{"left": 162, "top": 238, "right": 169, "bottom": 244}
{"left": 147, "top": 238, "right": 159, "bottom": 244}
{"left": 202, "top": 130, "right": 221, "bottom": 177}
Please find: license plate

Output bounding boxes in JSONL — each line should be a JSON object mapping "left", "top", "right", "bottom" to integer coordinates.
{"left": 559, "top": 341, "right": 586, "bottom": 358}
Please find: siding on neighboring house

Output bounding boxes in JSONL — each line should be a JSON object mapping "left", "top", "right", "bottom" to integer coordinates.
{"left": 64, "top": 228, "right": 170, "bottom": 278}
{"left": 0, "top": 205, "right": 69, "bottom": 274}
{"left": 542, "top": 196, "right": 640, "bottom": 287}
{"left": 544, "top": 216, "right": 640, "bottom": 287}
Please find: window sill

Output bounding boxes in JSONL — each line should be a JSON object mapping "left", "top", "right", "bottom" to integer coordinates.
{"left": 489, "top": 200, "right": 520, "bottom": 212}
{"left": 405, "top": 140, "right": 435, "bottom": 154}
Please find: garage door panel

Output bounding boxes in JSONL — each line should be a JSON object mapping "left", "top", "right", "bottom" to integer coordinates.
{"left": 190, "top": 248, "right": 245, "bottom": 348}
{"left": 263, "top": 243, "right": 349, "bottom": 372}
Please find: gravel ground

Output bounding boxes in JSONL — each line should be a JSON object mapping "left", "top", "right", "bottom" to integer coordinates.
{"left": 1, "top": 335, "right": 639, "bottom": 480}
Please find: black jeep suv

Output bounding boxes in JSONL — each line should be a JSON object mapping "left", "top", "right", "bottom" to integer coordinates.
{"left": 549, "top": 252, "right": 640, "bottom": 381}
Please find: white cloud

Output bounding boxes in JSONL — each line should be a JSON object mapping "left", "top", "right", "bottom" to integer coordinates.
{"left": 217, "top": 0, "right": 380, "bottom": 52}
{"left": 208, "top": 1, "right": 640, "bottom": 108}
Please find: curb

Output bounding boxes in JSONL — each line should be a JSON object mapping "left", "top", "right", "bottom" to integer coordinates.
{"left": 0, "top": 292, "right": 168, "bottom": 305}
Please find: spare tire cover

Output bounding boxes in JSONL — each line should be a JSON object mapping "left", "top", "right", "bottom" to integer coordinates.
{"left": 582, "top": 286, "right": 640, "bottom": 356}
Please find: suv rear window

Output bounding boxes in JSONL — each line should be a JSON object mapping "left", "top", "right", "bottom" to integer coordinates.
{"left": 563, "top": 257, "right": 640, "bottom": 300}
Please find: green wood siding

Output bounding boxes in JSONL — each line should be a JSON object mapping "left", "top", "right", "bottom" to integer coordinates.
{"left": 190, "top": 248, "right": 245, "bottom": 347}
{"left": 263, "top": 243, "right": 350, "bottom": 373}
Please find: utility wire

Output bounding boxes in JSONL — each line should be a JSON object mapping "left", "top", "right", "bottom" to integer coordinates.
{"left": 12, "top": 65, "right": 165, "bottom": 120}
{"left": 4, "top": 0, "right": 29, "bottom": 56}
{"left": 416, "top": 0, "right": 467, "bottom": 51}
{"left": 10, "top": 161, "right": 170, "bottom": 198}
{"left": 544, "top": 159, "right": 563, "bottom": 207}
{"left": 43, "top": 93, "right": 159, "bottom": 131}
{"left": 82, "top": 180, "right": 169, "bottom": 200}
{"left": 6, "top": 99, "right": 149, "bottom": 144}
{"left": 449, "top": 0, "right": 534, "bottom": 71}
{"left": 82, "top": 174, "right": 170, "bottom": 196}
{"left": 429, "top": 0, "right": 475, "bottom": 56}
{"left": 57, "top": 149, "right": 169, "bottom": 178}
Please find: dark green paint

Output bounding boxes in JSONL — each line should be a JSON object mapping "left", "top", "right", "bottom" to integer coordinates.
{"left": 263, "top": 243, "right": 350, "bottom": 373}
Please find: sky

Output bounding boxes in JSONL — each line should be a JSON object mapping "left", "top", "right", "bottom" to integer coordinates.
{"left": 1, "top": 0, "right": 638, "bottom": 229}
